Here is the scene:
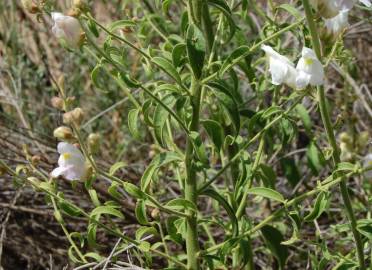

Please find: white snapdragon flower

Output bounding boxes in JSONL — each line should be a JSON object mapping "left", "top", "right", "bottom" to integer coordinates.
{"left": 295, "top": 47, "right": 324, "bottom": 89}
{"left": 314, "top": 0, "right": 371, "bottom": 19}
{"left": 359, "top": 0, "right": 372, "bottom": 7}
{"left": 324, "top": 10, "right": 349, "bottom": 36}
{"left": 261, "top": 45, "right": 298, "bottom": 89}
{"left": 51, "top": 12, "right": 82, "bottom": 47}
{"left": 363, "top": 154, "right": 372, "bottom": 179}
{"left": 51, "top": 142, "right": 88, "bottom": 181}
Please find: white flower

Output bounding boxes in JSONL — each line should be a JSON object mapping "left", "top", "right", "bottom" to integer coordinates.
{"left": 359, "top": 0, "right": 372, "bottom": 7}
{"left": 51, "top": 12, "right": 82, "bottom": 47}
{"left": 261, "top": 45, "right": 298, "bottom": 89}
{"left": 51, "top": 142, "right": 87, "bottom": 181}
{"left": 314, "top": 0, "right": 371, "bottom": 19}
{"left": 324, "top": 10, "right": 349, "bottom": 36}
{"left": 363, "top": 154, "right": 372, "bottom": 179}
{"left": 295, "top": 47, "right": 324, "bottom": 89}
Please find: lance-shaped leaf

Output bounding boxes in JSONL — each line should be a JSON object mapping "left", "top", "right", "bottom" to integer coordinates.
{"left": 141, "top": 151, "right": 183, "bottom": 191}
{"left": 200, "top": 188, "right": 239, "bottom": 237}
{"left": 304, "top": 192, "right": 330, "bottom": 222}
{"left": 207, "top": 81, "right": 240, "bottom": 135}
{"left": 128, "top": 108, "right": 141, "bottom": 139}
{"left": 201, "top": 119, "right": 224, "bottom": 151}
{"left": 261, "top": 225, "right": 289, "bottom": 269}
{"left": 207, "top": 0, "right": 236, "bottom": 42}
{"left": 186, "top": 24, "right": 206, "bottom": 79}
{"left": 152, "top": 57, "right": 182, "bottom": 85}
{"left": 153, "top": 94, "right": 177, "bottom": 147}
{"left": 245, "top": 187, "right": 285, "bottom": 203}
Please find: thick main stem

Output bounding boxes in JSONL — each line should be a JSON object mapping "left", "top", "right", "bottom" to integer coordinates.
{"left": 185, "top": 78, "right": 202, "bottom": 270}
{"left": 302, "top": 1, "right": 365, "bottom": 268}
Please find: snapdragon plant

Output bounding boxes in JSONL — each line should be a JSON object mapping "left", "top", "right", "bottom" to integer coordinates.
{"left": 2, "top": 0, "right": 371, "bottom": 269}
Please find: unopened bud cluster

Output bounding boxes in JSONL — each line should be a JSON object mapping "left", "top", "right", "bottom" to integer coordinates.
{"left": 339, "top": 131, "right": 370, "bottom": 162}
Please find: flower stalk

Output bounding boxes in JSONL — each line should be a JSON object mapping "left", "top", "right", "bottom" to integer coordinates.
{"left": 302, "top": 0, "right": 365, "bottom": 268}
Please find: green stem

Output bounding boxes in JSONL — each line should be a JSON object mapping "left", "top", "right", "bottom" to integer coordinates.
{"left": 202, "top": 171, "right": 355, "bottom": 254}
{"left": 51, "top": 197, "right": 88, "bottom": 264}
{"left": 0, "top": 162, "right": 188, "bottom": 270}
{"left": 198, "top": 95, "right": 304, "bottom": 193}
{"left": 184, "top": 78, "right": 202, "bottom": 270}
{"left": 302, "top": 0, "right": 365, "bottom": 268}
{"left": 236, "top": 135, "right": 265, "bottom": 218}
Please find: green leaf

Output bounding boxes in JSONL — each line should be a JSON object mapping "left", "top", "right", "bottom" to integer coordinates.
{"left": 334, "top": 162, "right": 356, "bottom": 173}
{"left": 189, "top": 131, "right": 209, "bottom": 165}
{"left": 166, "top": 198, "right": 197, "bottom": 211}
{"left": 68, "top": 246, "right": 82, "bottom": 263}
{"left": 87, "top": 223, "right": 97, "bottom": 248}
{"left": 245, "top": 187, "right": 285, "bottom": 203}
{"left": 261, "top": 225, "right": 289, "bottom": 269}
{"left": 307, "top": 142, "right": 324, "bottom": 175}
{"left": 119, "top": 73, "right": 141, "bottom": 88}
{"left": 141, "top": 152, "right": 183, "bottom": 191}
{"left": 207, "top": 0, "right": 236, "bottom": 42}
{"left": 200, "top": 188, "right": 239, "bottom": 237}
{"left": 280, "top": 158, "right": 300, "bottom": 187}
{"left": 88, "top": 189, "right": 101, "bottom": 207}
{"left": 135, "top": 199, "right": 149, "bottom": 225}
{"left": 154, "top": 94, "right": 177, "bottom": 146}
{"left": 166, "top": 216, "right": 183, "bottom": 244}
{"left": 90, "top": 205, "right": 124, "bottom": 219}
{"left": 84, "top": 252, "right": 103, "bottom": 262}
{"left": 59, "top": 201, "right": 82, "bottom": 217}
{"left": 88, "top": 19, "right": 99, "bottom": 37}
{"left": 186, "top": 24, "right": 206, "bottom": 79}
{"left": 201, "top": 119, "right": 224, "bottom": 151}
{"left": 282, "top": 210, "right": 301, "bottom": 246}
{"left": 259, "top": 164, "right": 276, "bottom": 189}
{"left": 207, "top": 81, "right": 240, "bottom": 135}
{"left": 219, "top": 46, "right": 250, "bottom": 76}
{"left": 91, "top": 64, "right": 104, "bottom": 88}
{"left": 109, "top": 161, "right": 127, "bottom": 176}
{"left": 135, "top": 226, "right": 158, "bottom": 241}
{"left": 108, "top": 182, "right": 122, "bottom": 200}
{"left": 357, "top": 219, "right": 372, "bottom": 239}
{"left": 277, "top": 4, "right": 302, "bottom": 20}
{"left": 296, "top": 104, "right": 312, "bottom": 135}
{"left": 108, "top": 20, "right": 136, "bottom": 31}
{"left": 152, "top": 57, "right": 182, "bottom": 85}
{"left": 262, "top": 106, "right": 283, "bottom": 119}
{"left": 128, "top": 108, "right": 141, "bottom": 139}
{"left": 304, "top": 192, "right": 330, "bottom": 222}
{"left": 172, "top": 43, "right": 186, "bottom": 67}
{"left": 138, "top": 241, "right": 151, "bottom": 252}
{"left": 123, "top": 182, "right": 147, "bottom": 199}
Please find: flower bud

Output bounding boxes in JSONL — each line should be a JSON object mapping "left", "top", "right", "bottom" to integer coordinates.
{"left": 339, "top": 132, "right": 352, "bottom": 144}
{"left": 357, "top": 131, "right": 369, "bottom": 149}
{"left": 87, "top": 133, "right": 100, "bottom": 154}
{"left": 63, "top": 107, "right": 84, "bottom": 125}
{"left": 51, "top": 96, "right": 64, "bottom": 110}
{"left": 21, "top": 0, "right": 40, "bottom": 13}
{"left": 31, "top": 155, "right": 41, "bottom": 166}
{"left": 340, "top": 142, "right": 353, "bottom": 162}
{"left": 53, "top": 126, "right": 74, "bottom": 141}
{"left": 51, "top": 12, "right": 83, "bottom": 48}
{"left": 151, "top": 208, "right": 160, "bottom": 220}
{"left": 73, "top": 0, "right": 88, "bottom": 10}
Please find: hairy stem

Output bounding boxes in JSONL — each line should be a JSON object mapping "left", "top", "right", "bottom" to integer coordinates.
{"left": 184, "top": 78, "right": 202, "bottom": 270}
{"left": 302, "top": 0, "right": 365, "bottom": 268}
